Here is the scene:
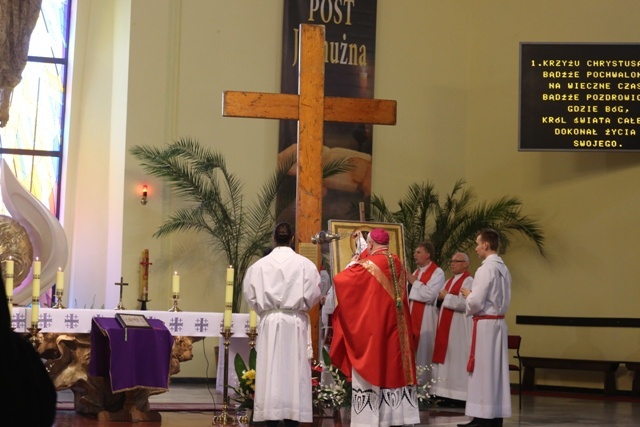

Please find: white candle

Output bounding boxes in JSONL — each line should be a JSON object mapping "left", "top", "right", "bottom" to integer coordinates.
{"left": 224, "top": 266, "right": 234, "bottom": 328}
{"left": 32, "top": 258, "right": 41, "bottom": 299}
{"left": 5, "top": 258, "right": 13, "bottom": 294}
{"left": 5, "top": 258, "right": 13, "bottom": 318}
{"left": 57, "top": 268, "right": 64, "bottom": 291}
{"left": 172, "top": 271, "right": 180, "bottom": 294}
{"left": 249, "top": 309, "right": 257, "bottom": 328}
{"left": 31, "top": 302, "right": 39, "bottom": 325}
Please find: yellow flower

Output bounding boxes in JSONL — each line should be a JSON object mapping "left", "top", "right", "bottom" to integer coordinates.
{"left": 242, "top": 369, "right": 256, "bottom": 381}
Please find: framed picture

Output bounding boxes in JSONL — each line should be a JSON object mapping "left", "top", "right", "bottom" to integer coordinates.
{"left": 115, "top": 313, "right": 151, "bottom": 329}
{"left": 327, "top": 220, "right": 406, "bottom": 276}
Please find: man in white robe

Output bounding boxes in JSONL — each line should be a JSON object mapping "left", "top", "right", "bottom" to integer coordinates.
{"left": 431, "top": 252, "right": 473, "bottom": 404}
{"left": 406, "top": 241, "right": 445, "bottom": 386}
{"left": 243, "top": 222, "right": 322, "bottom": 427}
{"left": 459, "top": 229, "right": 512, "bottom": 427}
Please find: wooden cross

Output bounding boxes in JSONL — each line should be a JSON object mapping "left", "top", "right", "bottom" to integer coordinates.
{"left": 222, "top": 23, "right": 397, "bottom": 357}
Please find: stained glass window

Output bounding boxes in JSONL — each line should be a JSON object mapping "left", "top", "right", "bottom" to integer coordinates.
{"left": 0, "top": 0, "right": 72, "bottom": 217}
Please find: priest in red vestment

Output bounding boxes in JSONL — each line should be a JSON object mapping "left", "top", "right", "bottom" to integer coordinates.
{"left": 330, "top": 228, "right": 420, "bottom": 427}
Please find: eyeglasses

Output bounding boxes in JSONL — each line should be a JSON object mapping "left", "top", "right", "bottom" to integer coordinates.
{"left": 450, "top": 260, "right": 466, "bottom": 263}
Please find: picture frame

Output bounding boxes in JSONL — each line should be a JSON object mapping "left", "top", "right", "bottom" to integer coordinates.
{"left": 327, "top": 220, "right": 406, "bottom": 276}
{"left": 115, "top": 313, "right": 152, "bottom": 329}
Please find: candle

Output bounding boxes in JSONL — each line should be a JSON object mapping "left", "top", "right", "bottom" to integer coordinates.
{"left": 32, "top": 258, "right": 41, "bottom": 299}
{"left": 172, "top": 271, "right": 180, "bottom": 294}
{"left": 57, "top": 268, "right": 64, "bottom": 291}
{"left": 140, "top": 249, "right": 150, "bottom": 298}
{"left": 249, "top": 309, "right": 257, "bottom": 328}
{"left": 31, "top": 302, "right": 39, "bottom": 325}
{"left": 5, "top": 258, "right": 14, "bottom": 294}
{"left": 223, "top": 266, "right": 234, "bottom": 328}
{"left": 5, "top": 258, "right": 13, "bottom": 319}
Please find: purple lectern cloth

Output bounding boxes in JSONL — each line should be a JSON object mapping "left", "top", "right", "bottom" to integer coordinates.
{"left": 89, "top": 317, "right": 172, "bottom": 393}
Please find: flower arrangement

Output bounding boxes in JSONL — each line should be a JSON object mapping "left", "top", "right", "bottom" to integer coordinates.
{"left": 229, "top": 348, "right": 257, "bottom": 410}
{"left": 416, "top": 364, "right": 438, "bottom": 408}
{"left": 312, "top": 347, "right": 352, "bottom": 411}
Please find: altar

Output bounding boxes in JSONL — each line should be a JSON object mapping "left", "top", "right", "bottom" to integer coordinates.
{"left": 10, "top": 307, "right": 251, "bottom": 419}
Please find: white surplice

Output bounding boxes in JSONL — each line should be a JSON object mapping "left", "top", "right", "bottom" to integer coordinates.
{"left": 464, "top": 254, "right": 512, "bottom": 419}
{"left": 431, "top": 274, "right": 473, "bottom": 401}
{"left": 408, "top": 263, "right": 445, "bottom": 385}
{"left": 243, "top": 246, "right": 322, "bottom": 423}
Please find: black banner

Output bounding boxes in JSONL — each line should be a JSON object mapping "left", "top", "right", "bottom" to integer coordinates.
{"left": 277, "top": 0, "right": 378, "bottom": 226}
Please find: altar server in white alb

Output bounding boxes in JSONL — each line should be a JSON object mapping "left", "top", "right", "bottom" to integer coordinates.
{"left": 431, "top": 252, "right": 474, "bottom": 404}
{"left": 405, "top": 241, "right": 445, "bottom": 385}
{"left": 243, "top": 222, "right": 322, "bottom": 427}
{"left": 458, "top": 229, "right": 512, "bottom": 427}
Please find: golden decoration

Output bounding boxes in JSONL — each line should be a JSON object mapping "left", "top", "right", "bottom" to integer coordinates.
{"left": 0, "top": 214, "right": 34, "bottom": 287}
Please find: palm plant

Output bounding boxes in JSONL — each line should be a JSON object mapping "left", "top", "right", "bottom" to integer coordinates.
{"left": 130, "top": 137, "right": 352, "bottom": 312}
{"left": 369, "top": 180, "right": 545, "bottom": 271}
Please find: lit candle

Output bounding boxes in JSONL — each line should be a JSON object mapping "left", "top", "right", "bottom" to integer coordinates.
{"left": 249, "top": 309, "right": 257, "bottom": 328}
{"left": 31, "top": 302, "right": 39, "bottom": 325}
{"left": 223, "top": 266, "right": 234, "bottom": 328}
{"left": 57, "top": 268, "right": 64, "bottom": 291}
{"left": 32, "top": 258, "right": 41, "bottom": 299}
{"left": 172, "top": 271, "right": 180, "bottom": 294}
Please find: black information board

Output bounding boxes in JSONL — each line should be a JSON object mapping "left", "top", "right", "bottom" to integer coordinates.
{"left": 520, "top": 43, "right": 640, "bottom": 151}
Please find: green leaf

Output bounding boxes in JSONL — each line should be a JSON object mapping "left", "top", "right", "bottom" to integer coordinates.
{"left": 234, "top": 352, "right": 248, "bottom": 379}
{"left": 248, "top": 347, "right": 257, "bottom": 370}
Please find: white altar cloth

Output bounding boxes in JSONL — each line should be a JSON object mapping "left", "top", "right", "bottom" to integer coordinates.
{"left": 9, "top": 307, "right": 251, "bottom": 337}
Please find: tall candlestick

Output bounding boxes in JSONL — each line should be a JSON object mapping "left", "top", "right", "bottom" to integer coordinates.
{"left": 223, "top": 266, "right": 234, "bottom": 328}
{"left": 249, "top": 309, "right": 257, "bottom": 328}
{"left": 32, "top": 258, "right": 41, "bottom": 299}
{"left": 56, "top": 268, "right": 64, "bottom": 291}
{"left": 172, "top": 271, "right": 180, "bottom": 294}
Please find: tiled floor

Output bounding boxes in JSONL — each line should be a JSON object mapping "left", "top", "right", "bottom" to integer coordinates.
{"left": 53, "top": 385, "right": 640, "bottom": 426}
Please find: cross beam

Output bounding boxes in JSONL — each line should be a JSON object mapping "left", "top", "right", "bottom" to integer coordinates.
{"left": 222, "top": 23, "right": 397, "bottom": 357}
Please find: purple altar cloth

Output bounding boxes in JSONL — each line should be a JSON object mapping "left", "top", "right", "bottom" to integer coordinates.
{"left": 89, "top": 317, "right": 172, "bottom": 393}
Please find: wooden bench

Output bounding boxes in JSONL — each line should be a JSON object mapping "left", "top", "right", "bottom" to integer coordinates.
{"left": 519, "top": 356, "right": 620, "bottom": 395}
{"left": 625, "top": 362, "right": 640, "bottom": 396}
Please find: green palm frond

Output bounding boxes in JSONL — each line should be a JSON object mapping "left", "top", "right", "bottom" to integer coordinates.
{"left": 370, "top": 180, "right": 545, "bottom": 270}
{"left": 131, "top": 138, "right": 354, "bottom": 312}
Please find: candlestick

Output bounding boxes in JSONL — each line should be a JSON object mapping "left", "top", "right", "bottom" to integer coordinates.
{"left": 249, "top": 309, "right": 257, "bottom": 328}
{"left": 172, "top": 271, "right": 180, "bottom": 294}
{"left": 56, "top": 268, "right": 64, "bottom": 291}
{"left": 32, "top": 258, "right": 41, "bottom": 299}
{"left": 223, "top": 266, "right": 234, "bottom": 329}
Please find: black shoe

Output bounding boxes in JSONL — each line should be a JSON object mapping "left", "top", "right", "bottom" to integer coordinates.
{"left": 457, "top": 418, "right": 492, "bottom": 427}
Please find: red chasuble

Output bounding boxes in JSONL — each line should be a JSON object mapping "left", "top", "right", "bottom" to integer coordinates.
{"left": 431, "top": 271, "right": 470, "bottom": 363}
{"left": 409, "top": 262, "right": 438, "bottom": 349}
{"left": 330, "top": 250, "right": 417, "bottom": 389}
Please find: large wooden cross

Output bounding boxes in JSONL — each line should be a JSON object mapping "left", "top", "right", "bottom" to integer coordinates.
{"left": 222, "top": 24, "right": 397, "bottom": 357}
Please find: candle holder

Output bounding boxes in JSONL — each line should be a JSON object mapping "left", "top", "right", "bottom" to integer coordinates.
{"left": 138, "top": 293, "right": 151, "bottom": 310}
{"left": 212, "top": 324, "right": 236, "bottom": 426}
{"left": 28, "top": 323, "right": 41, "bottom": 348}
{"left": 245, "top": 321, "right": 258, "bottom": 349}
{"left": 168, "top": 292, "right": 182, "bottom": 312}
{"left": 52, "top": 289, "right": 66, "bottom": 309}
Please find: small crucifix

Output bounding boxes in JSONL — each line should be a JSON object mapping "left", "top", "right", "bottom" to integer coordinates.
{"left": 222, "top": 24, "right": 397, "bottom": 358}
{"left": 114, "top": 276, "right": 128, "bottom": 310}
